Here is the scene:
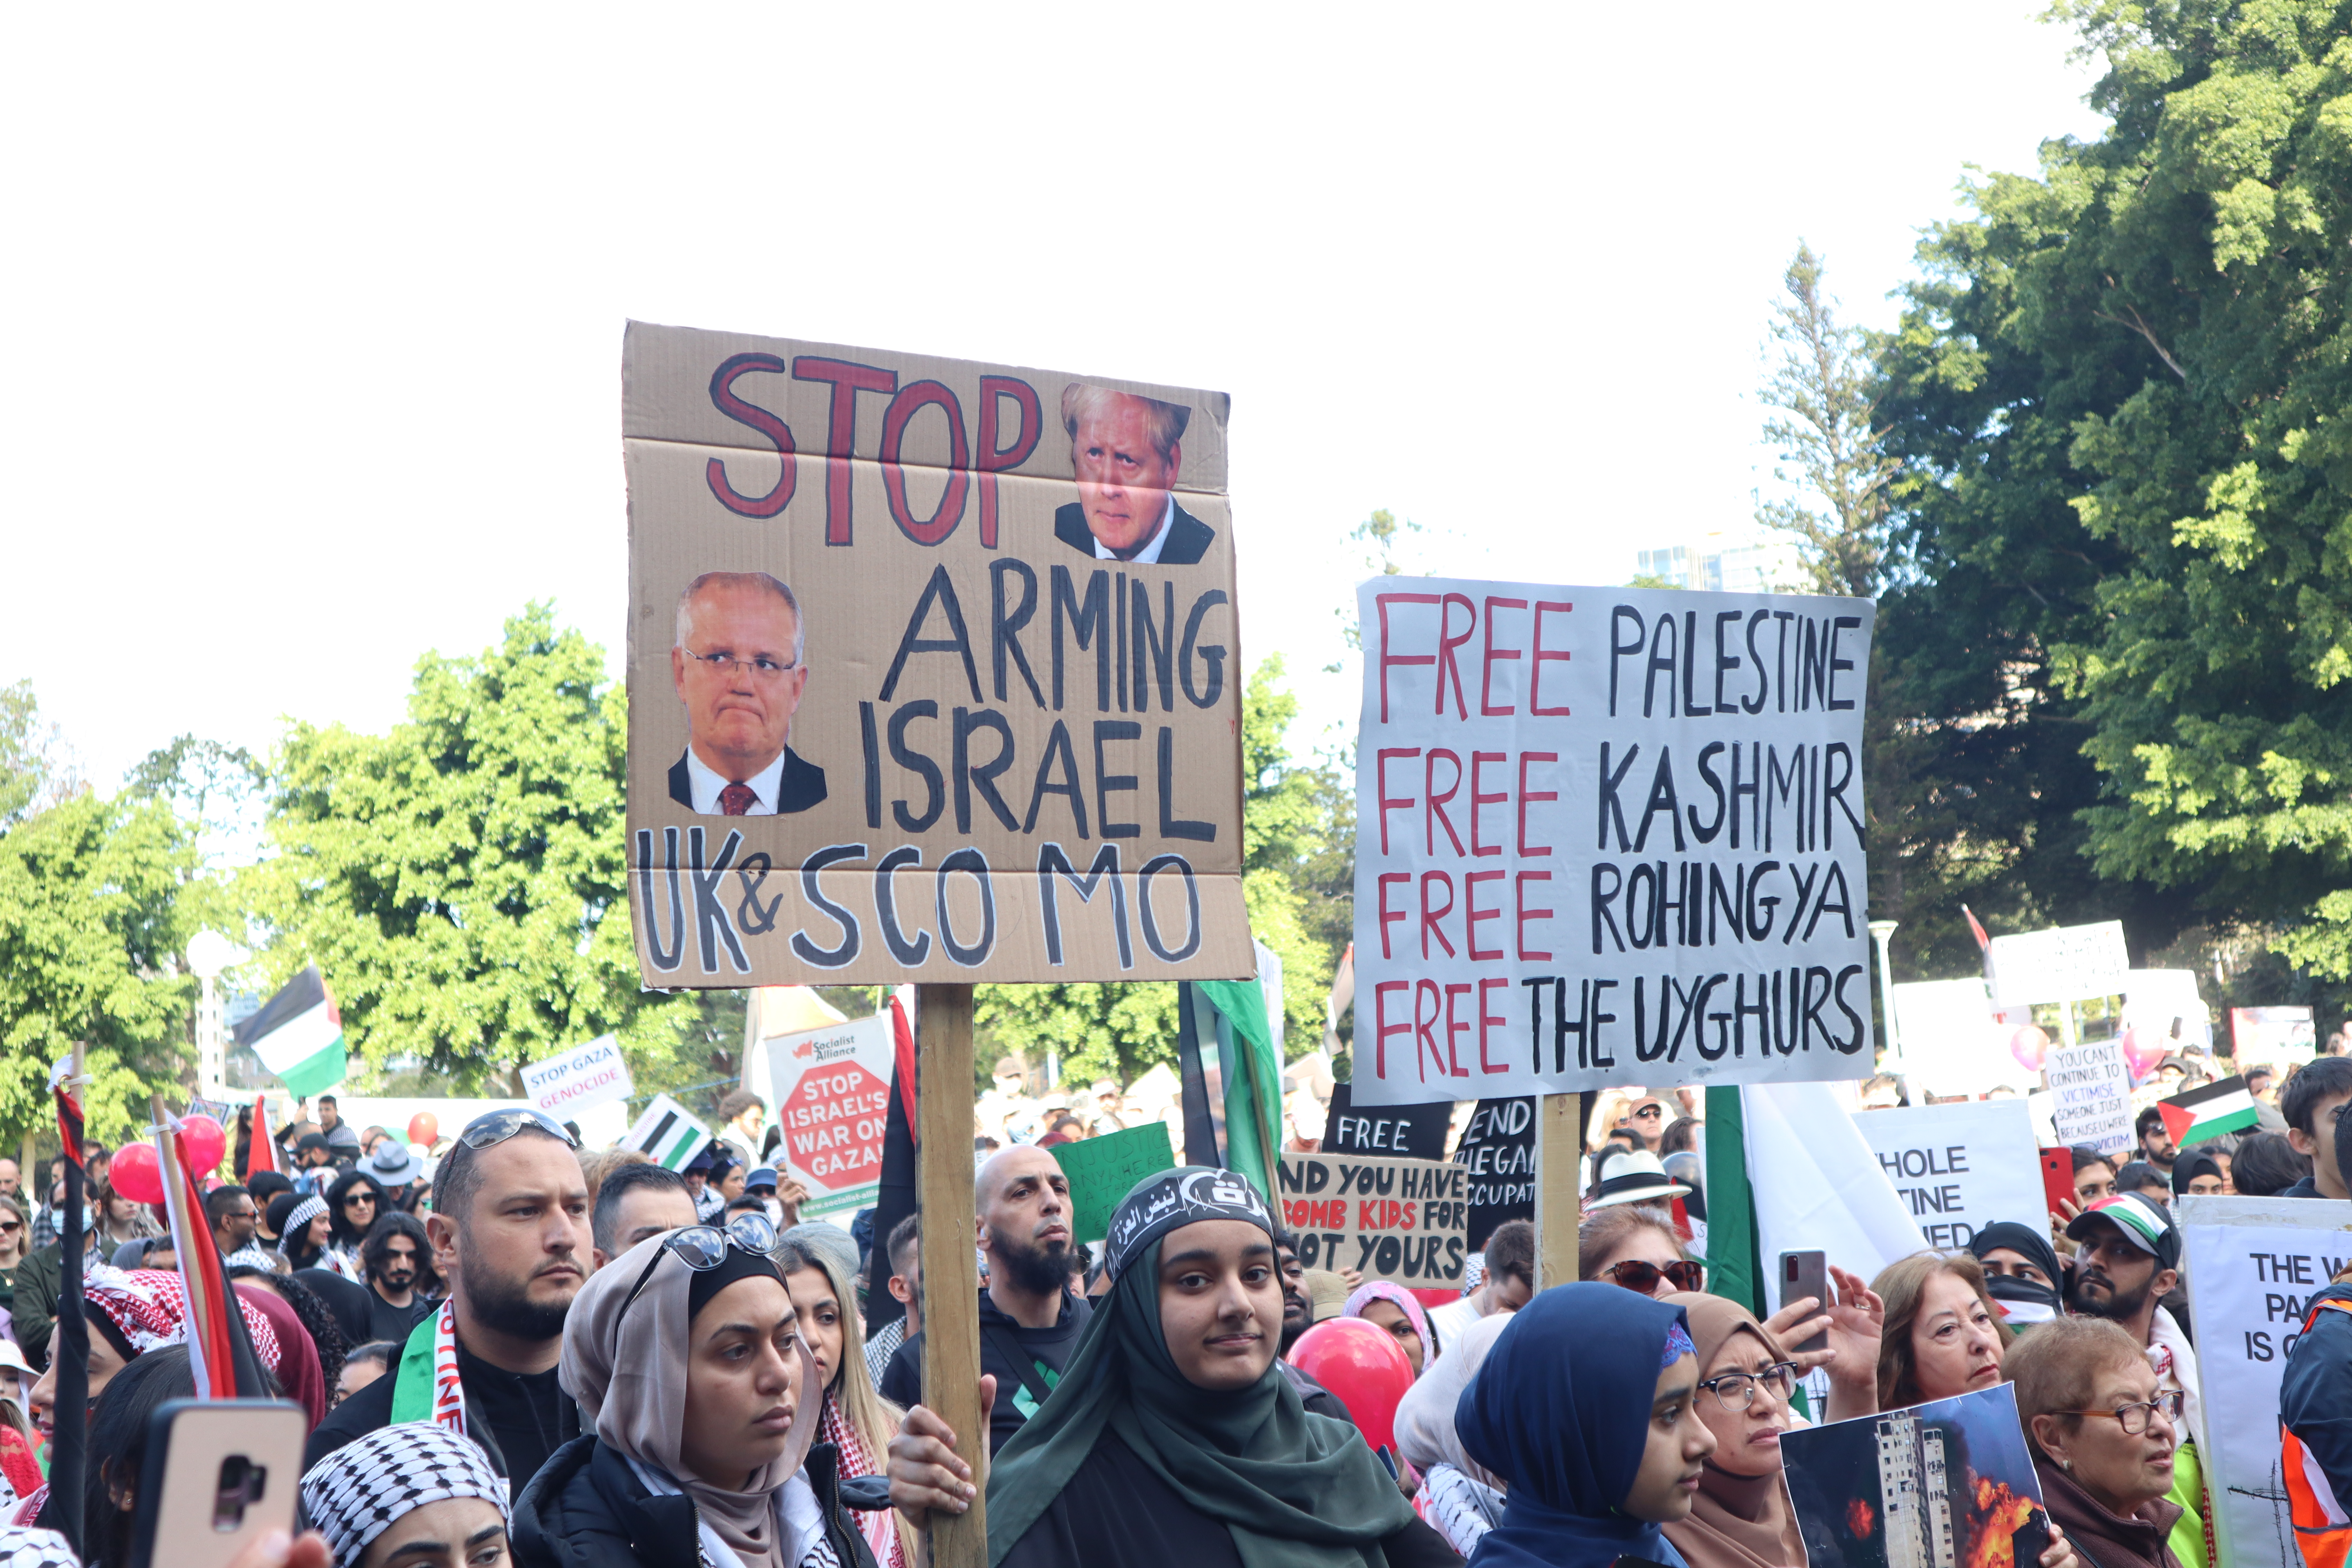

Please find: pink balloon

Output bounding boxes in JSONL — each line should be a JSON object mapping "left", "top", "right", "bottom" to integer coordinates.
{"left": 2120, "top": 1025, "right": 2167, "bottom": 1082}
{"left": 180, "top": 1114, "right": 227, "bottom": 1175}
{"left": 111, "top": 1141, "right": 165, "bottom": 1205}
{"left": 2008, "top": 1025, "right": 2051, "bottom": 1075}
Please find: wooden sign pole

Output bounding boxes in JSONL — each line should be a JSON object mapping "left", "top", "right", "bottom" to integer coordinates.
{"left": 915, "top": 982, "right": 986, "bottom": 1568}
{"left": 1532, "top": 1091, "right": 1582, "bottom": 1291}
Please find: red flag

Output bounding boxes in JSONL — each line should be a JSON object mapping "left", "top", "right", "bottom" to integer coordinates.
{"left": 53, "top": 1083, "right": 85, "bottom": 1171}
{"left": 889, "top": 992, "right": 918, "bottom": 1147}
{"left": 246, "top": 1094, "right": 277, "bottom": 1176}
{"left": 1962, "top": 904, "right": 1992, "bottom": 954}
{"left": 157, "top": 1116, "right": 266, "bottom": 1399}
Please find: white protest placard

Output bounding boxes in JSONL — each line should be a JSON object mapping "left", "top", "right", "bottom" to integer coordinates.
{"left": 2179, "top": 1196, "right": 2352, "bottom": 1566}
{"left": 1888, "top": 977, "right": 2025, "bottom": 1098}
{"left": 2124, "top": 969, "right": 2212, "bottom": 1056}
{"left": 1351, "top": 582, "right": 1875, "bottom": 1105}
{"left": 2045, "top": 1037, "right": 2134, "bottom": 1156}
{"left": 1987, "top": 920, "right": 2130, "bottom": 1009}
{"left": 1849, "top": 1099, "right": 2043, "bottom": 1250}
{"left": 518, "top": 1034, "right": 634, "bottom": 1120}
{"left": 1744, "top": 1080, "right": 1927, "bottom": 1316}
{"left": 765, "top": 1012, "right": 897, "bottom": 1218}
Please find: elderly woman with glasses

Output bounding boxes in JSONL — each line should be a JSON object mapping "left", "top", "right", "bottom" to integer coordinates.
{"left": 2006, "top": 1316, "right": 2184, "bottom": 1568}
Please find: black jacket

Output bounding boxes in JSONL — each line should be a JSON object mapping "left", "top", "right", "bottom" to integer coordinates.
{"left": 1052, "top": 500, "right": 1216, "bottom": 565}
{"left": 511, "top": 1433, "right": 878, "bottom": 1568}
{"left": 667, "top": 750, "right": 827, "bottom": 815}
{"left": 880, "top": 1289, "right": 1092, "bottom": 1455}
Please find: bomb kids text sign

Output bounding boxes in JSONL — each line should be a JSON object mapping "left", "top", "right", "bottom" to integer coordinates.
{"left": 1351, "top": 580, "right": 1875, "bottom": 1104}
{"left": 1275, "top": 1150, "right": 1468, "bottom": 1287}
{"left": 624, "top": 323, "right": 1252, "bottom": 986}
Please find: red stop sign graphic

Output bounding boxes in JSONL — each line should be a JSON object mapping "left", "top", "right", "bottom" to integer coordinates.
{"left": 782, "top": 1060, "right": 892, "bottom": 1190}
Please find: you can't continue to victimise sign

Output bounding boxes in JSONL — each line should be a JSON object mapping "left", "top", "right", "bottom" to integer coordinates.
{"left": 1351, "top": 581, "right": 1876, "bottom": 1105}
{"left": 624, "top": 324, "right": 1253, "bottom": 987}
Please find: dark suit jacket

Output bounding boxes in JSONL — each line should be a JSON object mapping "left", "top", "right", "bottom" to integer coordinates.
{"left": 1054, "top": 499, "right": 1215, "bottom": 565}
{"left": 667, "top": 748, "right": 827, "bottom": 815}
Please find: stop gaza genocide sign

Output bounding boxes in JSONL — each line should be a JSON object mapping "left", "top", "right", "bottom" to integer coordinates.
{"left": 625, "top": 323, "right": 1253, "bottom": 987}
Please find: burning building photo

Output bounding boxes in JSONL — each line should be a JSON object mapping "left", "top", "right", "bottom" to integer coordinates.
{"left": 1780, "top": 1384, "right": 2045, "bottom": 1568}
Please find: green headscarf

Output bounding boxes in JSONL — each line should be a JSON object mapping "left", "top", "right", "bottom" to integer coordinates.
{"left": 984, "top": 1183, "right": 1414, "bottom": 1568}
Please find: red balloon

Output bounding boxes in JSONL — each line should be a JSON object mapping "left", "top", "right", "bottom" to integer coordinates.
{"left": 111, "top": 1141, "right": 165, "bottom": 1205}
{"left": 1288, "top": 1318, "right": 1417, "bottom": 1458}
{"left": 408, "top": 1112, "right": 439, "bottom": 1147}
{"left": 180, "top": 1114, "right": 227, "bottom": 1175}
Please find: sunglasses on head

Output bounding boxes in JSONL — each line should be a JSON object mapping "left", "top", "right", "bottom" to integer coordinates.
{"left": 1599, "top": 1258, "right": 1706, "bottom": 1294}
{"left": 455, "top": 1107, "right": 578, "bottom": 1151}
{"left": 622, "top": 1211, "right": 779, "bottom": 1310}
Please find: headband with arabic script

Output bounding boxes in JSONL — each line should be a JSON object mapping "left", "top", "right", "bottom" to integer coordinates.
{"left": 1103, "top": 1165, "right": 1274, "bottom": 1280}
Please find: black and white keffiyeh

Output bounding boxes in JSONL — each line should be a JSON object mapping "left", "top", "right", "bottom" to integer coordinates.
{"left": 0, "top": 1524, "right": 76, "bottom": 1568}
{"left": 276, "top": 1195, "right": 327, "bottom": 1259}
{"left": 299, "top": 1423, "right": 508, "bottom": 1566}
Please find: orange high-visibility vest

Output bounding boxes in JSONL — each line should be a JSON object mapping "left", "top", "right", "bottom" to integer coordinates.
{"left": 2287, "top": 1298, "right": 2352, "bottom": 1568}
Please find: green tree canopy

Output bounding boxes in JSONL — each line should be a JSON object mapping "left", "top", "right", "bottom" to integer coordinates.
{"left": 241, "top": 604, "right": 703, "bottom": 1094}
{"left": 1877, "top": 0, "right": 2352, "bottom": 984}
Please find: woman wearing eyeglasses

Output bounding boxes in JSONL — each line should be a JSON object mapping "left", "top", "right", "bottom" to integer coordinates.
{"left": 2007, "top": 1317, "right": 2180, "bottom": 1568}
{"left": 321, "top": 1169, "right": 390, "bottom": 1283}
{"left": 0, "top": 1195, "right": 27, "bottom": 1335}
{"left": 512, "top": 1212, "right": 878, "bottom": 1568}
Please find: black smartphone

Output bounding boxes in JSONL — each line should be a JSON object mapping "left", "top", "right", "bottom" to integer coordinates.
{"left": 127, "top": 1399, "right": 305, "bottom": 1568}
{"left": 1780, "top": 1250, "right": 1830, "bottom": 1354}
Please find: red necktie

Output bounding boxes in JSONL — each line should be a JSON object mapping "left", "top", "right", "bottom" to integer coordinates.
{"left": 719, "top": 782, "right": 756, "bottom": 815}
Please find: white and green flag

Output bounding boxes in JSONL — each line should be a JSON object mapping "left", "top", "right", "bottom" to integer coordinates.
{"left": 231, "top": 966, "right": 347, "bottom": 1098}
{"left": 622, "top": 1094, "right": 712, "bottom": 1170}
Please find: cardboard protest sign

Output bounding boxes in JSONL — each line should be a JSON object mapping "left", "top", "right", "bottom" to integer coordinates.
{"left": 1779, "top": 1384, "right": 2044, "bottom": 1568}
{"left": 623, "top": 323, "right": 1252, "bottom": 986}
{"left": 1321, "top": 1081, "right": 1452, "bottom": 1161}
{"left": 1050, "top": 1121, "right": 1176, "bottom": 1243}
{"left": 1452, "top": 1097, "right": 1534, "bottom": 1249}
{"left": 2178, "top": 1195, "right": 2352, "bottom": 1565}
{"left": 519, "top": 1034, "right": 633, "bottom": 1121}
{"left": 1349, "top": 581, "right": 1875, "bottom": 1105}
{"left": 764, "top": 1013, "right": 895, "bottom": 1218}
{"left": 1986, "top": 920, "right": 2129, "bottom": 1010}
{"left": 1849, "top": 1100, "right": 2043, "bottom": 1250}
{"left": 622, "top": 1093, "right": 711, "bottom": 1169}
{"left": 1275, "top": 1151, "right": 1468, "bottom": 1286}
{"left": 2044, "top": 1038, "right": 2134, "bottom": 1157}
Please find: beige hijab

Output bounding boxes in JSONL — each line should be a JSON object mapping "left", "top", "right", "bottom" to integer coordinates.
{"left": 1392, "top": 1307, "right": 1514, "bottom": 1489}
{"left": 563, "top": 1234, "right": 825, "bottom": 1568}
{"left": 1661, "top": 1293, "right": 1804, "bottom": 1568}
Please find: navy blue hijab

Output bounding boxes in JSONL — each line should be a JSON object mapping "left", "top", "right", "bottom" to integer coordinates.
{"left": 1456, "top": 1284, "right": 1695, "bottom": 1568}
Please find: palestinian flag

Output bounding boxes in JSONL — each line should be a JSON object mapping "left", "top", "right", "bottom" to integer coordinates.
{"left": 245, "top": 1093, "right": 277, "bottom": 1176}
{"left": 155, "top": 1112, "right": 269, "bottom": 1400}
{"left": 622, "top": 1094, "right": 712, "bottom": 1170}
{"left": 232, "top": 966, "right": 347, "bottom": 1098}
{"left": 2158, "top": 1074, "right": 2260, "bottom": 1146}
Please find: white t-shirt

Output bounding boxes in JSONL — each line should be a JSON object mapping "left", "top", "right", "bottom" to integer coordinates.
{"left": 1427, "top": 1292, "right": 1485, "bottom": 1361}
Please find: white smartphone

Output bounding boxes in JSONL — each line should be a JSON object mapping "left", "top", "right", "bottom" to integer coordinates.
{"left": 127, "top": 1399, "right": 307, "bottom": 1568}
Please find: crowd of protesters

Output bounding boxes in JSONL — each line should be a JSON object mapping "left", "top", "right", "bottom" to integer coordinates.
{"left": 0, "top": 1045, "right": 2342, "bottom": 1568}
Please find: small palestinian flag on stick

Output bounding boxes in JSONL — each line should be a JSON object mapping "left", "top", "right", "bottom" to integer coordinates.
{"left": 232, "top": 965, "right": 348, "bottom": 1099}
{"left": 246, "top": 1093, "right": 277, "bottom": 1176}
{"left": 622, "top": 1094, "right": 713, "bottom": 1170}
{"left": 2158, "top": 1074, "right": 2261, "bottom": 1147}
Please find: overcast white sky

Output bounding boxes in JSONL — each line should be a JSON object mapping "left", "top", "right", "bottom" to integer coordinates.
{"left": 1, "top": 4, "right": 2107, "bottom": 794}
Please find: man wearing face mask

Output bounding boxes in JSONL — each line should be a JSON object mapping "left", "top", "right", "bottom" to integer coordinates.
{"left": 305, "top": 1109, "right": 592, "bottom": 1490}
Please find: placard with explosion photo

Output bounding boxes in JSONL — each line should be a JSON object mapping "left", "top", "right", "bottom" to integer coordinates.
{"left": 1778, "top": 1384, "right": 2046, "bottom": 1568}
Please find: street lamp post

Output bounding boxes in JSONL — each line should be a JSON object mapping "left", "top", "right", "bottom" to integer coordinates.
{"left": 185, "top": 931, "right": 247, "bottom": 1102}
{"left": 1868, "top": 920, "right": 1901, "bottom": 1071}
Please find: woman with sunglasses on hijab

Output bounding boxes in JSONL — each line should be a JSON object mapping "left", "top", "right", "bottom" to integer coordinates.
{"left": 888, "top": 1167, "right": 1459, "bottom": 1567}
{"left": 775, "top": 1234, "right": 912, "bottom": 1568}
{"left": 1395, "top": 1311, "right": 1515, "bottom": 1555}
{"left": 511, "top": 1210, "right": 877, "bottom": 1568}
{"left": 1452, "top": 1283, "right": 1713, "bottom": 1568}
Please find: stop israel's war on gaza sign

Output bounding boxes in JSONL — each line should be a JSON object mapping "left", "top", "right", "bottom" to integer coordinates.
{"left": 1349, "top": 581, "right": 1876, "bottom": 1107}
